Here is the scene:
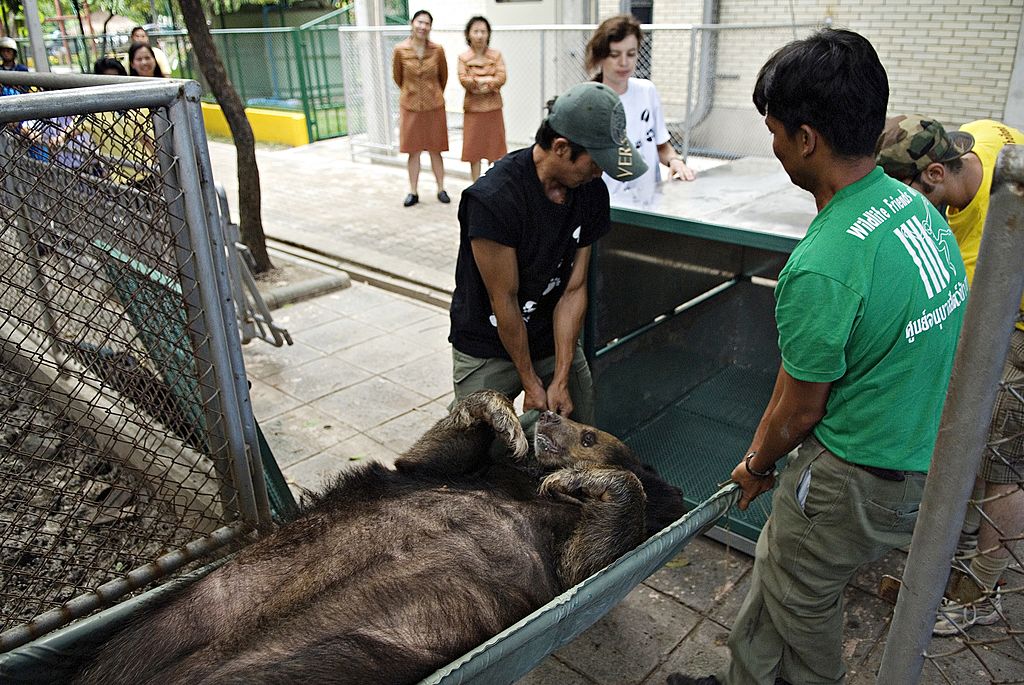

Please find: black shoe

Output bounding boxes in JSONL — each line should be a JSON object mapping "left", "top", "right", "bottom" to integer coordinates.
{"left": 403, "top": 193, "right": 419, "bottom": 207}
{"left": 666, "top": 675, "right": 720, "bottom": 685}
{"left": 437, "top": 190, "right": 451, "bottom": 204}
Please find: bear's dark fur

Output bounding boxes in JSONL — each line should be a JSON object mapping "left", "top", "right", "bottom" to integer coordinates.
{"left": 74, "top": 390, "right": 684, "bottom": 685}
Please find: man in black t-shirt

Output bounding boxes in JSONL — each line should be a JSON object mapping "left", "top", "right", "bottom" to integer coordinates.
{"left": 448, "top": 82, "right": 647, "bottom": 424}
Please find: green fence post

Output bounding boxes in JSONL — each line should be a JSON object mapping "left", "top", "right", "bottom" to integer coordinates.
{"left": 291, "top": 27, "right": 314, "bottom": 144}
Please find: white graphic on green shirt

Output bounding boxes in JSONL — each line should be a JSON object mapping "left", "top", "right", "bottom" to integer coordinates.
{"left": 894, "top": 214, "right": 952, "bottom": 299}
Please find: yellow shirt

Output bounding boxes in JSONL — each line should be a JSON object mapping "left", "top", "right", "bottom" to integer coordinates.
{"left": 948, "top": 119, "right": 1024, "bottom": 330}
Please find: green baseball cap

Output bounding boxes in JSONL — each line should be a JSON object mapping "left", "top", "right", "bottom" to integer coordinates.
{"left": 546, "top": 82, "right": 648, "bottom": 182}
{"left": 875, "top": 114, "right": 975, "bottom": 181}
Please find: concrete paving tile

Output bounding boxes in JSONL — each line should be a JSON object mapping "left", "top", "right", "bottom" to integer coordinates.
{"left": 516, "top": 656, "right": 594, "bottom": 685}
{"left": 644, "top": 536, "right": 751, "bottom": 615}
{"left": 646, "top": 617, "right": 730, "bottom": 684}
{"left": 840, "top": 586, "right": 893, "bottom": 673}
{"left": 349, "top": 296, "right": 439, "bottom": 332}
{"left": 271, "top": 299, "right": 346, "bottom": 330}
{"left": 849, "top": 618, "right": 1024, "bottom": 684}
{"left": 318, "top": 282, "right": 409, "bottom": 316}
{"left": 316, "top": 432, "right": 401, "bottom": 471}
{"left": 247, "top": 376, "right": 304, "bottom": 421}
{"left": 554, "top": 585, "right": 701, "bottom": 685}
{"left": 381, "top": 348, "right": 455, "bottom": 402}
{"left": 849, "top": 547, "right": 905, "bottom": 598}
{"left": 393, "top": 312, "right": 453, "bottom": 353}
{"left": 364, "top": 404, "right": 450, "bottom": 454}
{"left": 310, "top": 376, "right": 427, "bottom": 431}
{"left": 241, "top": 340, "right": 325, "bottom": 380}
{"left": 299, "top": 316, "right": 388, "bottom": 354}
{"left": 260, "top": 355, "right": 373, "bottom": 403}
{"left": 705, "top": 563, "right": 752, "bottom": 630}
{"left": 282, "top": 450, "right": 354, "bottom": 496}
{"left": 258, "top": 404, "right": 358, "bottom": 468}
{"left": 335, "top": 331, "right": 438, "bottom": 374}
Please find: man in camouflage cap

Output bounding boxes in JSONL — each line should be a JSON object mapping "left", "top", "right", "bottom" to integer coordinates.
{"left": 878, "top": 114, "right": 1024, "bottom": 637}
{"left": 875, "top": 114, "right": 974, "bottom": 186}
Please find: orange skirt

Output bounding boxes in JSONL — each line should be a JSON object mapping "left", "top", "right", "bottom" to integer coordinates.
{"left": 399, "top": 107, "right": 449, "bottom": 153}
{"left": 461, "top": 109, "right": 507, "bottom": 163}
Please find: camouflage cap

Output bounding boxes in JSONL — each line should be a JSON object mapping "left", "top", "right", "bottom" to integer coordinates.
{"left": 875, "top": 115, "right": 975, "bottom": 180}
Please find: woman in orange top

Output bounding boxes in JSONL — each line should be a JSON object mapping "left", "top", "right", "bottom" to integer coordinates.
{"left": 457, "top": 16, "right": 507, "bottom": 181}
{"left": 392, "top": 9, "right": 450, "bottom": 207}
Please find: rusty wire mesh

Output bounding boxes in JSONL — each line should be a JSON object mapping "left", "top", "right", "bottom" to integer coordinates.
{"left": 0, "top": 79, "right": 262, "bottom": 647}
{"left": 922, "top": 310, "right": 1024, "bottom": 682}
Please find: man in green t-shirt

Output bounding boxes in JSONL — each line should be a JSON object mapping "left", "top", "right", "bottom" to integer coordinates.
{"left": 669, "top": 29, "right": 965, "bottom": 685}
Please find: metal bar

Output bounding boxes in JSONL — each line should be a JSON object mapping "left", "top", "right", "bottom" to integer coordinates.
{"left": 151, "top": 104, "right": 240, "bottom": 523}
{"left": 167, "top": 87, "right": 262, "bottom": 530}
{"left": 0, "top": 81, "right": 184, "bottom": 123}
{"left": 292, "top": 28, "right": 314, "bottom": 143}
{"left": 184, "top": 92, "right": 273, "bottom": 529}
{"left": 0, "top": 557, "right": 229, "bottom": 675}
{"left": 0, "top": 522, "right": 250, "bottom": 653}
{"left": 595, "top": 279, "right": 738, "bottom": 358}
{"left": 683, "top": 28, "right": 697, "bottom": 162}
{"left": 877, "top": 145, "right": 1024, "bottom": 683}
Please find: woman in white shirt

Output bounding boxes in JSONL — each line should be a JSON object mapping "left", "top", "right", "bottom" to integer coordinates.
{"left": 585, "top": 15, "right": 696, "bottom": 204}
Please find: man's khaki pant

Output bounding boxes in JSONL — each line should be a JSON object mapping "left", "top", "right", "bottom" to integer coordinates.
{"left": 450, "top": 341, "right": 595, "bottom": 427}
{"left": 725, "top": 437, "right": 925, "bottom": 684}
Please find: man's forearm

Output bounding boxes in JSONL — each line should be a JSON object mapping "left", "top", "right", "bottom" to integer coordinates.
{"left": 492, "top": 299, "right": 538, "bottom": 385}
{"left": 550, "top": 285, "right": 587, "bottom": 383}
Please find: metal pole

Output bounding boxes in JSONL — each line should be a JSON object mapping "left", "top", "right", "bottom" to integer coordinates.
{"left": 166, "top": 89, "right": 263, "bottom": 531}
{"left": 877, "top": 145, "right": 1024, "bottom": 683}
{"left": 21, "top": 0, "right": 50, "bottom": 73}
{"left": 682, "top": 28, "right": 697, "bottom": 162}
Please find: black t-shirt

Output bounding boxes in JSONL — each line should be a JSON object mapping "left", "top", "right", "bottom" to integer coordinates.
{"left": 449, "top": 146, "right": 611, "bottom": 360}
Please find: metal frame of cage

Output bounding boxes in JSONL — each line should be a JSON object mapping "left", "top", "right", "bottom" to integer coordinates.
{"left": 0, "top": 72, "right": 273, "bottom": 652}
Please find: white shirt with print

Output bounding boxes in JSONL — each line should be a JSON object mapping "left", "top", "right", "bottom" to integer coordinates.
{"left": 602, "top": 77, "right": 670, "bottom": 207}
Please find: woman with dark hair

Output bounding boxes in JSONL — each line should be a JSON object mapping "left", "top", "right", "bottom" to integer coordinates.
{"left": 585, "top": 15, "right": 694, "bottom": 205}
{"left": 458, "top": 15, "right": 507, "bottom": 181}
{"left": 392, "top": 9, "right": 450, "bottom": 207}
{"left": 93, "top": 57, "right": 127, "bottom": 76}
{"left": 128, "top": 42, "right": 164, "bottom": 78}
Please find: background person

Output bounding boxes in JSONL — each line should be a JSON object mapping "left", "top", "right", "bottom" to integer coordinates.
{"left": 584, "top": 14, "right": 694, "bottom": 205}
{"left": 0, "top": 36, "right": 28, "bottom": 73}
{"left": 877, "top": 115, "right": 1024, "bottom": 636}
{"left": 670, "top": 29, "right": 965, "bottom": 685}
{"left": 392, "top": 9, "right": 449, "bottom": 207}
{"left": 448, "top": 82, "right": 646, "bottom": 426}
{"left": 93, "top": 57, "right": 127, "bottom": 76}
{"left": 458, "top": 15, "right": 507, "bottom": 181}
{"left": 128, "top": 26, "right": 171, "bottom": 76}
{"left": 128, "top": 43, "right": 165, "bottom": 78}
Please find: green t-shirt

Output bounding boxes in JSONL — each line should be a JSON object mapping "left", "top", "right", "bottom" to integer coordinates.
{"left": 776, "top": 167, "right": 966, "bottom": 472}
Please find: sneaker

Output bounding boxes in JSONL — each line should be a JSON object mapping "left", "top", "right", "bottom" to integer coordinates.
{"left": 437, "top": 190, "right": 451, "bottom": 203}
{"left": 932, "top": 590, "right": 1002, "bottom": 636}
{"left": 403, "top": 193, "right": 419, "bottom": 207}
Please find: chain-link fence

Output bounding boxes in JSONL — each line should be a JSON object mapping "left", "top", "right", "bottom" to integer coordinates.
{"left": 14, "top": 13, "right": 354, "bottom": 144}
{"left": 339, "top": 21, "right": 822, "bottom": 162}
{"left": 0, "top": 72, "right": 272, "bottom": 652}
{"left": 876, "top": 146, "right": 1024, "bottom": 682}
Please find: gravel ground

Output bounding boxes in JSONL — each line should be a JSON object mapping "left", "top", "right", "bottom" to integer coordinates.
{"left": 0, "top": 363, "right": 203, "bottom": 633}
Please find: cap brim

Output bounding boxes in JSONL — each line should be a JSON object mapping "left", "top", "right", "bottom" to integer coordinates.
{"left": 938, "top": 131, "right": 975, "bottom": 163}
{"left": 589, "top": 142, "right": 648, "bottom": 182}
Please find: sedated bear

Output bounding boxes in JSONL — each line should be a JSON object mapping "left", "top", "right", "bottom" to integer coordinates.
{"left": 75, "top": 390, "right": 685, "bottom": 685}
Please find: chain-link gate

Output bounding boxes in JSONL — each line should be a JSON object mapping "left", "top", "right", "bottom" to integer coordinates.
{"left": 877, "top": 146, "right": 1024, "bottom": 683}
{"left": 0, "top": 72, "right": 273, "bottom": 653}
{"left": 338, "top": 21, "right": 822, "bottom": 163}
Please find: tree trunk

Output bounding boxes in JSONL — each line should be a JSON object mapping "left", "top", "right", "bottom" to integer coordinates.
{"left": 177, "top": 0, "right": 274, "bottom": 273}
